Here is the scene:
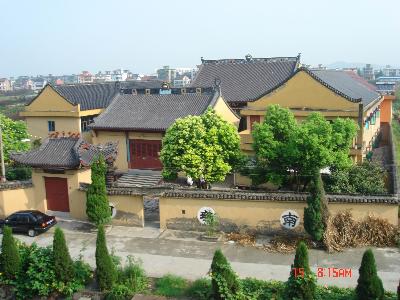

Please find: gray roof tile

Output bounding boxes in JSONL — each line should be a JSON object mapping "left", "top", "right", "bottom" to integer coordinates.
{"left": 10, "top": 137, "right": 118, "bottom": 169}
{"left": 90, "top": 91, "right": 219, "bottom": 131}
{"left": 307, "top": 69, "right": 381, "bottom": 107}
{"left": 190, "top": 56, "right": 299, "bottom": 103}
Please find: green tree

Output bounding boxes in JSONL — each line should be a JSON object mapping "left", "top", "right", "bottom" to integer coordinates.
{"left": 95, "top": 225, "right": 117, "bottom": 291}
{"left": 1, "top": 226, "right": 21, "bottom": 279}
{"left": 53, "top": 227, "right": 74, "bottom": 283}
{"left": 86, "top": 155, "right": 111, "bottom": 225}
{"left": 304, "top": 169, "right": 329, "bottom": 241}
{"left": 250, "top": 105, "right": 357, "bottom": 190}
{"left": 210, "top": 249, "right": 242, "bottom": 299}
{"left": 0, "top": 113, "right": 30, "bottom": 163}
{"left": 161, "top": 108, "right": 243, "bottom": 187}
{"left": 355, "top": 249, "right": 384, "bottom": 300}
{"left": 284, "top": 241, "right": 316, "bottom": 300}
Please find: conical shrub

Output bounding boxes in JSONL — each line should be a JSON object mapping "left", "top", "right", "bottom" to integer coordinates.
{"left": 304, "top": 169, "right": 329, "bottom": 241}
{"left": 356, "top": 249, "right": 384, "bottom": 300}
{"left": 86, "top": 154, "right": 111, "bottom": 225}
{"left": 284, "top": 241, "right": 316, "bottom": 300}
{"left": 95, "top": 224, "right": 116, "bottom": 291}
{"left": 53, "top": 227, "right": 74, "bottom": 282}
{"left": 210, "top": 249, "right": 242, "bottom": 299}
{"left": 1, "top": 226, "right": 21, "bottom": 279}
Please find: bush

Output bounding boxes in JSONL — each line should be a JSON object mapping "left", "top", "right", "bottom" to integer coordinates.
{"left": 5, "top": 242, "right": 91, "bottom": 299}
{"left": 241, "top": 278, "right": 284, "bottom": 300}
{"left": 186, "top": 278, "right": 212, "bottom": 300}
{"left": 325, "top": 162, "right": 387, "bottom": 195}
{"left": 5, "top": 164, "right": 31, "bottom": 181}
{"left": 210, "top": 249, "right": 242, "bottom": 299}
{"left": 155, "top": 274, "right": 188, "bottom": 297}
{"left": 356, "top": 249, "right": 384, "bottom": 300}
{"left": 95, "top": 225, "right": 117, "bottom": 291}
{"left": 86, "top": 155, "right": 111, "bottom": 225}
{"left": 284, "top": 241, "right": 316, "bottom": 300}
{"left": 0, "top": 226, "right": 21, "bottom": 280}
{"left": 304, "top": 170, "right": 328, "bottom": 241}
{"left": 53, "top": 227, "right": 74, "bottom": 283}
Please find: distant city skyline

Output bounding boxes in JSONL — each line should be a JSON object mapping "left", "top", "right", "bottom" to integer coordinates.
{"left": 1, "top": 0, "right": 399, "bottom": 78}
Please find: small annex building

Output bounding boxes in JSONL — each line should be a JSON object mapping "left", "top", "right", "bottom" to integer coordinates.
{"left": 240, "top": 67, "right": 383, "bottom": 163}
{"left": 9, "top": 134, "right": 117, "bottom": 218}
{"left": 21, "top": 81, "right": 163, "bottom": 143}
{"left": 90, "top": 88, "right": 239, "bottom": 171}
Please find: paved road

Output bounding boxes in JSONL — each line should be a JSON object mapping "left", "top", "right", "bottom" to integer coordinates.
{"left": 7, "top": 219, "right": 400, "bottom": 292}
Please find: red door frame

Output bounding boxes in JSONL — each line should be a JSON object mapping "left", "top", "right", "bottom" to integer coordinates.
{"left": 44, "top": 177, "right": 70, "bottom": 212}
{"left": 129, "top": 139, "right": 162, "bottom": 170}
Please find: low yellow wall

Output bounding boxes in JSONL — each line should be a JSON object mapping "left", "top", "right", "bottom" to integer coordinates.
{"left": 0, "top": 187, "right": 42, "bottom": 217}
{"left": 159, "top": 197, "right": 398, "bottom": 233}
{"left": 109, "top": 194, "right": 144, "bottom": 227}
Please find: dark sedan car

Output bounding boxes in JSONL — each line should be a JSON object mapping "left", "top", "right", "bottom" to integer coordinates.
{"left": 0, "top": 210, "right": 57, "bottom": 237}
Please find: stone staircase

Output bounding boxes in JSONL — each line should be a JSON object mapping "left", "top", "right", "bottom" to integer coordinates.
{"left": 114, "top": 170, "right": 162, "bottom": 187}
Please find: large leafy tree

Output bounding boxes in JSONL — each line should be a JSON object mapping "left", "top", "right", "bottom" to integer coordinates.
{"left": 86, "top": 155, "right": 111, "bottom": 225}
{"left": 161, "top": 108, "right": 243, "bottom": 187}
{"left": 250, "top": 105, "right": 357, "bottom": 190}
{"left": 0, "top": 113, "right": 30, "bottom": 163}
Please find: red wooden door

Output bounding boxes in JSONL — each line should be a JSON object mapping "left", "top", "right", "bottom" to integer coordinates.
{"left": 129, "top": 139, "right": 162, "bottom": 170}
{"left": 44, "top": 177, "right": 70, "bottom": 212}
{"left": 250, "top": 115, "right": 261, "bottom": 131}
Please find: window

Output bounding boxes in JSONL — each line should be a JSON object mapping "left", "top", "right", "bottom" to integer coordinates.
{"left": 145, "top": 89, "right": 151, "bottom": 95}
{"left": 48, "top": 120, "right": 55, "bottom": 132}
{"left": 250, "top": 115, "right": 261, "bottom": 131}
{"left": 80, "top": 115, "right": 96, "bottom": 132}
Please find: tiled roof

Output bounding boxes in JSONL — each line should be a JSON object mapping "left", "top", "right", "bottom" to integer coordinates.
{"left": 10, "top": 137, "right": 118, "bottom": 169}
{"left": 28, "top": 80, "right": 165, "bottom": 111}
{"left": 90, "top": 91, "right": 219, "bottom": 131}
{"left": 190, "top": 56, "right": 299, "bottom": 103}
{"left": 52, "top": 82, "right": 120, "bottom": 110}
{"left": 307, "top": 69, "right": 381, "bottom": 107}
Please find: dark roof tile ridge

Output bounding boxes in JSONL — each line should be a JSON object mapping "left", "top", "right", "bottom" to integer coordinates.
{"left": 201, "top": 56, "right": 299, "bottom": 64}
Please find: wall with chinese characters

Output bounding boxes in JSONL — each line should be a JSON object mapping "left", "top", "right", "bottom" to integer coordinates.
{"left": 159, "top": 196, "right": 398, "bottom": 232}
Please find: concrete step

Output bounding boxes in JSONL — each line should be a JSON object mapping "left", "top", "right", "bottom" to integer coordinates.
{"left": 115, "top": 172, "right": 162, "bottom": 187}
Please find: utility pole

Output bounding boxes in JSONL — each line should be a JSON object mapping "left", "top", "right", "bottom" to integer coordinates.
{"left": 0, "top": 122, "right": 6, "bottom": 182}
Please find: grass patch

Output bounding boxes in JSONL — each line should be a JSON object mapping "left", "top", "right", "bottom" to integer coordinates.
{"left": 154, "top": 274, "right": 188, "bottom": 297}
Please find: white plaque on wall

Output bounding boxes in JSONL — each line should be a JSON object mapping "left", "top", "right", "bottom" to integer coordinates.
{"left": 197, "top": 207, "right": 215, "bottom": 224}
{"left": 280, "top": 210, "right": 300, "bottom": 229}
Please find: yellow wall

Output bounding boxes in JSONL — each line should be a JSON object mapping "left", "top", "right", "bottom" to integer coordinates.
{"left": 92, "top": 131, "right": 128, "bottom": 170}
{"left": 26, "top": 116, "right": 81, "bottom": 141}
{"left": 108, "top": 195, "right": 144, "bottom": 226}
{"left": 0, "top": 187, "right": 40, "bottom": 217}
{"left": 213, "top": 96, "right": 240, "bottom": 126}
{"left": 159, "top": 196, "right": 398, "bottom": 231}
{"left": 24, "top": 85, "right": 78, "bottom": 113}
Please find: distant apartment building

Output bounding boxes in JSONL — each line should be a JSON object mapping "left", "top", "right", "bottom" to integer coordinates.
{"left": 0, "top": 78, "right": 12, "bottom": 92}
{"left": 375, "top": 77, "right": 400, "bottom": 94}
{"left": 362, "top": 64, "right": 374, "bottom": 81}
{"left": 31, "top": 78, "right": 47, "bottom": 91}
{"left": 157, "top": 66, "right": 176, "bottom": 83}
{"left": 173, "top": 75, "right": 191, "bottom": 87}
{"left": 382, "top": 66, "right": 400, "bottom": 77}
{"left": 111, "top": 69, "right": 130, "bottom": 81}
{"left": 78, "top": 71, "right": 94, "bottom": 83}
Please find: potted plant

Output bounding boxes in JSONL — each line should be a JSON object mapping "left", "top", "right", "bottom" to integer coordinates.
{"left": 200, "top": 211, "right": 221, "bottom": 242}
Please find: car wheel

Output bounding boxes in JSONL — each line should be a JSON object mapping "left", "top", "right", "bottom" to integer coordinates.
{"left": 28, "top": 229, "right": 36, "bottom": 237}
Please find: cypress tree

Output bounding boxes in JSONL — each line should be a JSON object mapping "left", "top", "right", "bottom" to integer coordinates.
{"left": 53, "top": 227, "right": 74, "bottom": 282}
{"left": 285, "top": 241, "right": 316, "bottom": 300}
{"left": 304, "top": 169, "right": 329, "bottom": 241}
{"left": 210, "top": 249, "right": 241, "bottom": 299}
{"left": 95, "top": 224, "right": 116, "bottom": 291}
{"left": 86, "top": 154, "right": 111, "bottom": 225}
{"left": 356, "top": 249, "right": 384, "bottom": 300}
{"left": 1, "top": 226, "right": 21, "bottom": 279}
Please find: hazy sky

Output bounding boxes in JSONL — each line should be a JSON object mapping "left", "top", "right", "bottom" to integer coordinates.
{"left": 1, "top": 0, "right": 399, "bottom": 77}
